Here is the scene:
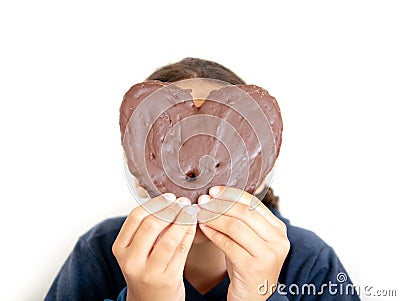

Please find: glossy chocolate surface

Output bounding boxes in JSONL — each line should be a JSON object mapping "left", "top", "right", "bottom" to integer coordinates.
{"left": 120, "top": 79, "right": 282, "bottom": 202}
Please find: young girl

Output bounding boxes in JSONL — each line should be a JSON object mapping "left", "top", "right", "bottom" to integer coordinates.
{"left": 45, "top": 58, "right": 360, "bottom": 301}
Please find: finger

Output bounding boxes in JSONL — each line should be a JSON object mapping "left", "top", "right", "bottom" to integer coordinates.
{"left": 199, "top": 213, "right": 261, "bottom": 257}
{"left": 128, "top": 202, "right": 183, "bottom": 260}
{"left": 151, "top": 197, "right": 192, "bottom": 245}
{"left": 155, "top": 197, "right": 191, "bottom": 222}
{"left": 149, "top": 205, "right": 198, "bottom": 273}
{"left": 208, "top": 186, "right": 284, "bottom": 227}
{"left": 198, "top": 195, "right": 286, "bottom": 242}
{"left": 198, "top": 223, "right": 250, "bottom": 265}
{"left": 167, "top": 223, "right": 196, "bottom": 273}
{"left": 113, "top": 193, "right": 175, "bottom": 249}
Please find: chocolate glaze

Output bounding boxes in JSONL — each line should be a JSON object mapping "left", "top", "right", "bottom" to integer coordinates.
{"left": 119, "top": 80, "right": 282, "bottom": 202}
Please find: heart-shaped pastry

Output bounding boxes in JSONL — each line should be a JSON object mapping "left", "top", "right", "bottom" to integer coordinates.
{"left": 120, "top": 79, "right": 282, "bottom": 202}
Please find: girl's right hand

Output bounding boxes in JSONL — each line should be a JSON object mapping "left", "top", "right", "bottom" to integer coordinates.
{"left": 112, "top": 193, "right": 197, "bottom": 301}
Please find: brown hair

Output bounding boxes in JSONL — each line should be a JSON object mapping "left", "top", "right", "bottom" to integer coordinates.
{"left": 146, "top": 57, "right": 279, "bottom": 209}
{"left": 147, "top": 57, "right": 246, "bottom": 85}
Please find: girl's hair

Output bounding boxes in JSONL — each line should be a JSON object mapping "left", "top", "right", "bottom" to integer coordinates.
{"left": 146, "top": 57, "right": 279, "bottom": 209}
{"left": 147, "top": 57, "right": 246, "bottom": 85}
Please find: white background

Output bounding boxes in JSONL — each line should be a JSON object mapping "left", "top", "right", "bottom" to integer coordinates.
{"left": 1, "top": 1, "right": 399, "bottom": 300}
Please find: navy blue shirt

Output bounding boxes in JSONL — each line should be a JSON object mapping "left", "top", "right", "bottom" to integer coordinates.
{"left": 45, "top": 209, "right": 360, "bottom": 300}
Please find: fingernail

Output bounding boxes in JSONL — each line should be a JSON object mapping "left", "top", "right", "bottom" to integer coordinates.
{"left": 176, "top": 197, "right": 191, "bottom": 207}
{"left": 163, "top": 193, "right": 176, "bottom": 203}
{"left": 199, "top": 223, "right": 208, "bottom": 230}
{"left": 198, "top": 194, "right": 211, "bottom": 205}
{"left": 209, "top": 186, "right": 221, "bottom": 197}
{"left": 183, "top": 205, "right": 200, "bottom": 218}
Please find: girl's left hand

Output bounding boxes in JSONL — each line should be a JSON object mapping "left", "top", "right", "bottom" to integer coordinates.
{"left": 197, "top": 186, "right": 290, "bottom": 301}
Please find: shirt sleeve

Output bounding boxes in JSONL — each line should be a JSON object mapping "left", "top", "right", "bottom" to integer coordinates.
{"left": 267, "top": 289, "right": 290, "bottom": 301}
{"left": 279, "top": 245, "right": 361, "bottom": 300}
{"left": 105, "top": 287, "right": 127, "bottom": 301}
{"left": 44, "top": 237, "right": 118, "bottom": 301}
{"left": 304, "top": 246, "right": 360, "bottom": 300}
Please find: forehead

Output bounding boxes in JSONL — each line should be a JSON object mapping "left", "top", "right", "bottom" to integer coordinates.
{"left": 173, "top": 78, "right": 228, "bottom": 107}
